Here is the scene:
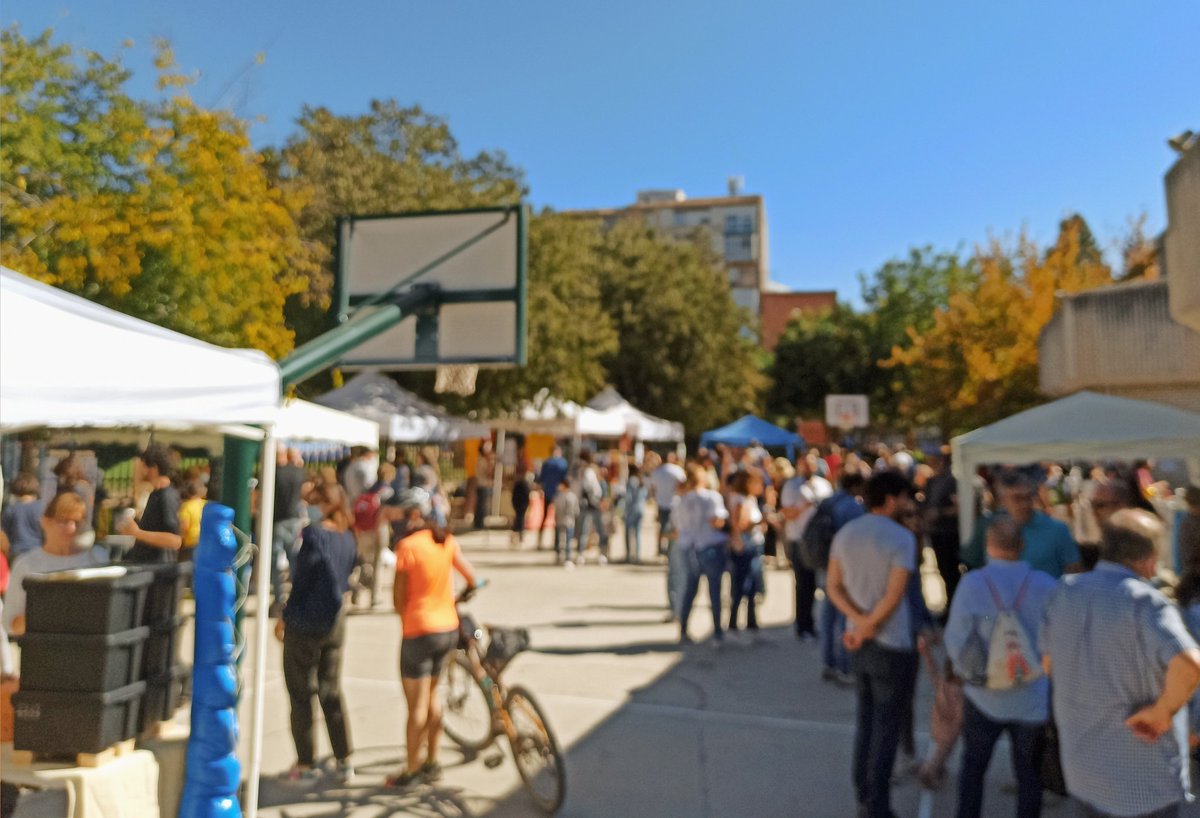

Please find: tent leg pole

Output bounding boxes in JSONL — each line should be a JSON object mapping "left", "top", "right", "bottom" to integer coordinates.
{"left": 244, "top": 428, "right": 278, "bottom": 818}
{"left": 492, "top": 429, "right": 506, "bottom": 522}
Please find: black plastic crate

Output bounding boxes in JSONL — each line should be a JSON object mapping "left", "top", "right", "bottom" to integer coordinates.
{"left": 19, "top": 627, "right": 149, "bottom": 693}
{"left": 142, "top": 615, "right": 185, "bottom": 679}
{"left": 23, "top": 567, "right": 152, "bottom": 635}
{"left": 12, "top": 681, "right": 145, "bottom": 755}
{"left": 139, "top": 664, "right": 191, "bottom": 731}
{"left": 124, "top": 561, "right": 193, "bottom": 627}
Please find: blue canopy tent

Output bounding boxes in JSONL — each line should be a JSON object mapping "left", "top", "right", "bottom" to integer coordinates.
{"left": 698, "top": 414, "right": 804, "bottom": 462}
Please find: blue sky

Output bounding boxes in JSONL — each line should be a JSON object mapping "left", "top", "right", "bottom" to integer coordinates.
{"left": 7, "top": 1, "right": 1197, "bottom": 300}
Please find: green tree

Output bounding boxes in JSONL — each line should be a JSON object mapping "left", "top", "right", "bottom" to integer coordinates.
{"left": 1, "top": 28, "right": 318, "bottom": 357}
{"left": 767, "top": 247, "right": 974, "bottom": 428}
{"left": 596, "top": 220, "right": 764, "bottom": 433}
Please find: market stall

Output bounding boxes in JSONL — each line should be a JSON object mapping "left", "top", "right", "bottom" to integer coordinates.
{"left": 314, "top": 371, "right": 485, "bottom": 442}
{"left": 950, "top": 391, "right": 1200, "bottom": 541}
{"left": 0, "top": 267, "right": 282, "bottom": 818}
{"left": 586, "top": 387, "right": 685, "bottom": 442}
{"left": 698, "top": 414, "right": 804, "bottom": 462}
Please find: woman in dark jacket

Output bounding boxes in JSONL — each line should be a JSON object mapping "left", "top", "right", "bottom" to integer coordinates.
{"left": 274, "top": 480, "right": 359, "bottom": 782}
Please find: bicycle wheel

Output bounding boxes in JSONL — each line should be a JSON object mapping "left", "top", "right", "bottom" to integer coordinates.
{"left": 505, "top": 685, "right": 566, "bottom": 814}
{"left": 437, "top": 652, "right": 494, "bottom": 751}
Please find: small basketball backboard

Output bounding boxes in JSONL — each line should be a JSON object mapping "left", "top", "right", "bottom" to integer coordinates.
{"left": 825, "top": 394, "right": 869, "bottom": 429}
{"left": 333, "top": 205, "right": 527, "bottom": 370}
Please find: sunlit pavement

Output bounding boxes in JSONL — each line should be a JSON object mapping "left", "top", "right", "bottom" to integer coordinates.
{"left": 231, "top": 524, "right": 1200, "bottom": 817}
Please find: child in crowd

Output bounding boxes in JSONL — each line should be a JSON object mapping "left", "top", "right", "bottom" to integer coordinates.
{"left": 1, "top": 473, "right": 44, "bottom": 563}
{"left": 553, "top": 479, "right": 580, "bottom": 568}
{"left": 178, "top": 479, "right": 208, "bottom": 559}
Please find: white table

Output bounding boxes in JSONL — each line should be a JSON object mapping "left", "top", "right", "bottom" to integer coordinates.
{"left": 1, "top": 744, "right": 160, "bottom": 818}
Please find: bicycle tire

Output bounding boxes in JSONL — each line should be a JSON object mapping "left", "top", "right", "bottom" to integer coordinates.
{"left": 505, "top": 685, "right": 566, "bottom": 814}
{"left": 437, "top": 652, "right": 494, "bottom": 751}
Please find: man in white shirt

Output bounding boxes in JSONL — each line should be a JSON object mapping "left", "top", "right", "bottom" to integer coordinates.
{"left": 780, "top": 454, "right": 834, "bottom": 639}
{"left": 651, "top": 453, "right": 686, "bottom": 556}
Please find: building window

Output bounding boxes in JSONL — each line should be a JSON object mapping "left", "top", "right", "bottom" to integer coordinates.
{"left": 724, "top": 234, "right": 753, "bottom": 262}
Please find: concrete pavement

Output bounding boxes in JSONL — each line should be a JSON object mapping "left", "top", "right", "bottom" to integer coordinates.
{"left": 231, "top": 527, "right": 1171, "bottom": 817}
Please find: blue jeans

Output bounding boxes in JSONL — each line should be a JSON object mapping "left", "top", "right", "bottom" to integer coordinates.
{"left": 657, "top": 507, "right": 672, "bottom": 555}
{"left": 667, "top": 539, "right": 687, "bottom": 616}
{"left": 679, "top": 544, "right": 727, "bottom": 641}
{"left": 957, "top": 699, "right": 1043, "bottom": 818}
{"left": 625, "top": 513, "right": 643, "bottom": 563}
{"left": 818, "top": 569, "right": 849, "bottom": 674}
{"left": 851, "top": 640, "right": 918, "bottom": 818}
{"left": 728, "top": 542, "right": 763, "bottom": 630}
{"left": 555, "top": 524, "right": 575, "bottom": 561}
{"left": 576, "top": 505, "right": 608, "bottom": 556}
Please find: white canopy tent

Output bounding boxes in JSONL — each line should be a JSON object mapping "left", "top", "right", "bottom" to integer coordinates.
{"left": 0, "top": 267, "right": 282, "bottom": 818}
{"left": 586, "top": 386, "right": 685, "bottom": 442}
{"left": 951, "top": 391, "right": 1200, "bottom": 541}
{"left": 315, "top": 372, "right": 486, "bottom": 442}
{"left": 276, "top": 398, "right": 380, "bottom": 448}
{"left": 487, "top": 387, "right": 626, "bottom": 438}
{"left": 0, "top": 267, "right": 280, "bottom": 432}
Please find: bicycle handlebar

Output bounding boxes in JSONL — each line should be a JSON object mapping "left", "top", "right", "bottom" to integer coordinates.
{"left": 456, "top": 579, "right": 488, "bottom": 604}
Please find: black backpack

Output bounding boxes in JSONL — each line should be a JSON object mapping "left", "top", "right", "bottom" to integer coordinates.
{"left": 799, "top": 496, "right": 838, "bottom": 572}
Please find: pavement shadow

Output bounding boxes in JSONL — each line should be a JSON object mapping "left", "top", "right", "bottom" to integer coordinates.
{"left": 480, "top": 625, "right": 954, "bottom": 818}
{"left": 256, "top": 750, "right": 479, "bottom": 818}
{"left": 531, "top": 640, "right": 685, "bottom": 656}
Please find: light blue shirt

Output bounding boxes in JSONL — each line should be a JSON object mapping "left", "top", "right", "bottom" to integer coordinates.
{"left": 1040, "top": 561, "right": 1197, "bottom": 816}
{"left": 671, "top": 488, "right": 728, "bottom": 551}
{"left": 829, "top": 513, "right": 916, "bottom": 652}
{"left": 943, "top": 559, "right": 1057, "bottom": 724}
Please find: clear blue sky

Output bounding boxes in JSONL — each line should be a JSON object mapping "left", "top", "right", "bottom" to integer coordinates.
{"left": 8, "top": 1, "right": 1198, "bottom": 300}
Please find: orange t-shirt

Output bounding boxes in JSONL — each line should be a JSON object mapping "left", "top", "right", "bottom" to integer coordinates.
{"left": 396, "top": 529, "right": 460, "bottom": 638}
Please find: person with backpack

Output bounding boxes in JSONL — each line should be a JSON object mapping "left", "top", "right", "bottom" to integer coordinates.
{"left": 573, "top": 450, "right": 609, "bottom": 565}
{"left": 943, "top": 515, "right": 1058, "bottom": 818}
{"left": 781, "top": 454, "right": 833, "bottom": 640}
{"left": 275, "top": 481, "right": 359, "bottom": 782}
{"left": 803, "top": 472, "right": 866, "bottom": 684}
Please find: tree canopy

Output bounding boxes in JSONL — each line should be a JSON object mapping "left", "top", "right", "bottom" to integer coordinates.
{"left": 1, "top": 27, "right": 319, "bottom": 357}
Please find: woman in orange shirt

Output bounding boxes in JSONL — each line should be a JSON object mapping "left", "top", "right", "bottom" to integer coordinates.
{"left": 388, "top": 489, "right": 477, "bottom": 787}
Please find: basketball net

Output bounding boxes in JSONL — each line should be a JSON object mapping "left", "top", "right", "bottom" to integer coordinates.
{"left": 434, "top": 364, "right": 478, "bottom": 396}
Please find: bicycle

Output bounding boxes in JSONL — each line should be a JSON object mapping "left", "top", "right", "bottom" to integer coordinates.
{"left": 437, "top": 583, "right": 566, "bottom": 814}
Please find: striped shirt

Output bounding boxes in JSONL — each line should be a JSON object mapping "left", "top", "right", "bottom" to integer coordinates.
{"left": 1039, "top": 561, "right": 1197, "bottom": 816}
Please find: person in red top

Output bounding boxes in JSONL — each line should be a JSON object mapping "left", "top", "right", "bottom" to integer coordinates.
{"left": 389, "top": 490, "right": 477, "bottom": 787}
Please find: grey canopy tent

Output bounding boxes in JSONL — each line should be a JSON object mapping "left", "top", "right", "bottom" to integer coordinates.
{"left": 315, "top": 372, "right": 486, "bottom": 442}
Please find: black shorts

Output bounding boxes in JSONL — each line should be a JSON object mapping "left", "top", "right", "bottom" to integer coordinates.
{"left": 400, "top": 629, "right": 458, "bottom": 678}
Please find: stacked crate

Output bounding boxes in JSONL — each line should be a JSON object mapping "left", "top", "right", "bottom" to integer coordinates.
{"left": 12, "top": 567, "right": 153, "bottom": 758}
{"left": 131, "top": 561, "right": 194, "bottom": 733}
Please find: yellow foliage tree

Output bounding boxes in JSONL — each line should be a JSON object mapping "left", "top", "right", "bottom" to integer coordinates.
{"left": 886, "top": 215, "right": 1113, "bottom": 434}
{"left": 0, "top": 28, "right": 319, "bottom": 357}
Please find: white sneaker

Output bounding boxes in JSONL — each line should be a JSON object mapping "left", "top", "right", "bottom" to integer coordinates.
{"left": 563, "top": 560, "right": 575, "bottom": 571}
{"left": 598, "top": 555, "right": 608, "bottom": 566}
{"left": 576, "top": 555, "right": 586, "bottom": 566}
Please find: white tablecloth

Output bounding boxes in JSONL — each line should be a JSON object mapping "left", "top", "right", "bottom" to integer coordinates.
{"left": 1, "top": 744, "right": 160, "bottom": 818}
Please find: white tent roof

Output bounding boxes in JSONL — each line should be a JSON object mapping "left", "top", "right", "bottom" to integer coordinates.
{"left": 951, "top": 391, "right": 1200, "bottom": 540}
{"left": 0, "top": 267, "right": 280, "bottom": 431}
{"left": 587, "top": 386, "right": 685, "bottom": 442}
{"left": 276, "top": 398, "right": 380, "bottom": 448}
{"left": 488, "top": 388, "right": 626, "bottom": 438}
{"left": 314, "top": 372, "right": 486, "bottom": 443}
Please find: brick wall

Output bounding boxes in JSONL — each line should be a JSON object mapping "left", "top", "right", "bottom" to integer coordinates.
{"left": 759, "top": 291, "right": 837, "bottom": 350}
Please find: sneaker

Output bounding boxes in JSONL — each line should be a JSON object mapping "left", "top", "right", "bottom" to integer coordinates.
{"left": 284, "top": 764, "right": 320, "bottom": 782}
{"left": 421, "top": 760, "right": 443, "bottom": 783}
{"left": 385, "top": 768, "right": 422, "bottom": 788}
{"left": 576, "top": 555, "right": 586, "bottom": 566}
{"left": 821, "top": 667, "right": 838, "bottom": 682}
{"left": 335, "top": 760, "right": 354, "bottom": 783}
{"left": 834, "top": 670, "right": 856, "bottom": 687}
{"left": 563, "top": 560, "right": 575, "bottom": 571}
{"left": 598, "top": 555, "right": 608, "bottom": 566}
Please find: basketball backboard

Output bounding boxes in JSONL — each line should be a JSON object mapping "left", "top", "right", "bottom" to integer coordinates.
{"left": 333, "top": 205, "right": 527, "bottom": 370}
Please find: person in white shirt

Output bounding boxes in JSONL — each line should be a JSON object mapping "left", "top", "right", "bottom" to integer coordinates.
{"left": 4, "top": 492, "right": 108, "bottom": 636}
{"left": 650, "top": 453, "right": 686, "bottom": 554}
{"left": 673, "top": 464, "right": 730, "bottom": 645}
{"left": 780, "top": 455, "right": 834, "bottom": 639}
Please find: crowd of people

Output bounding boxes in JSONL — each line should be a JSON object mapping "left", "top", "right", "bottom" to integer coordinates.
{"left": 4, "top": 434, "right": 1200, "bottom": 816}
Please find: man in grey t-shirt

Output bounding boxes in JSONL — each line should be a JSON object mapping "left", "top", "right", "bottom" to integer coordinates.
{"left": 827, "top": 471, "right": 917, "bottom": 818}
